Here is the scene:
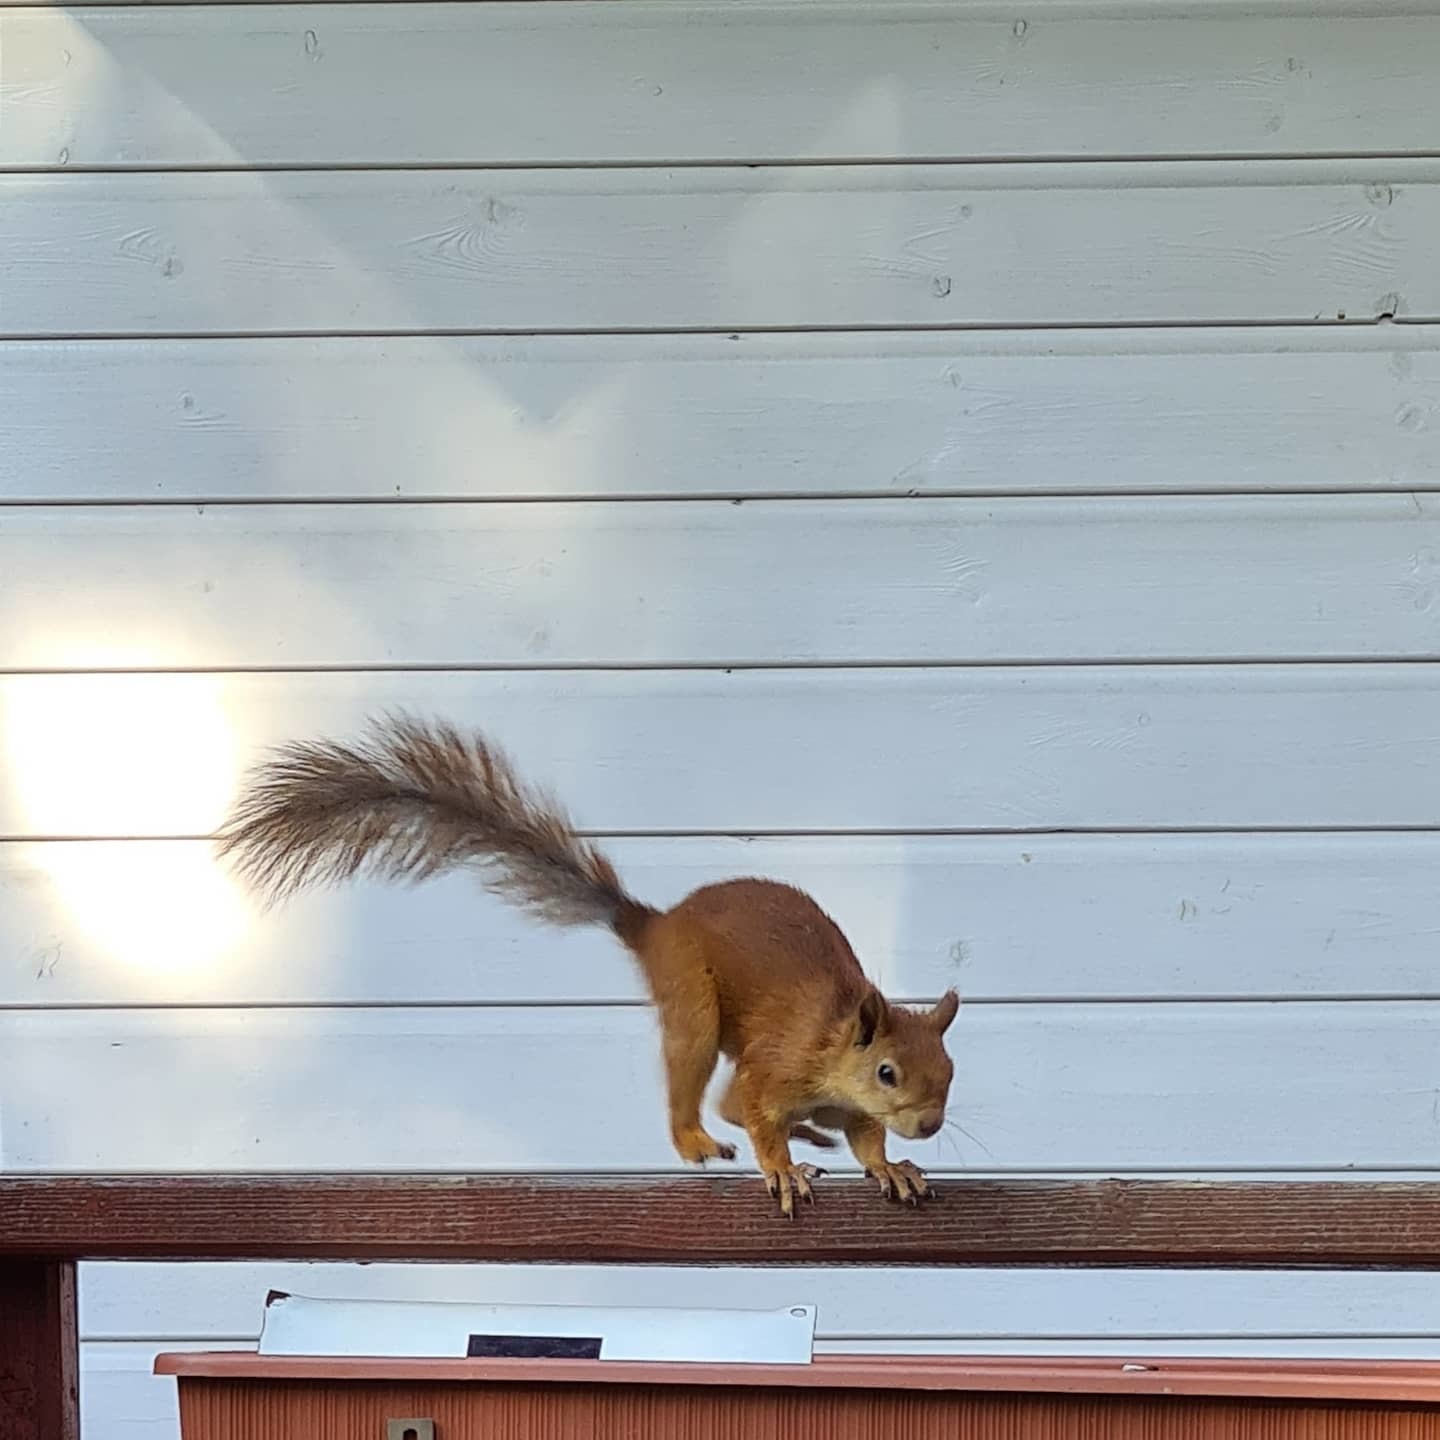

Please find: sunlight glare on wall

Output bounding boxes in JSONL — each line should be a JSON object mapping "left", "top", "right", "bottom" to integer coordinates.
{"left": 29, "top": 841, "right": 253, "bottom": 983}
{"left": 2, "top": 662, "right": 250, "bottom": 979}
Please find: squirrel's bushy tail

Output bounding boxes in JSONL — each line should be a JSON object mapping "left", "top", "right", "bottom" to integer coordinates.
{"left": 216, "top": 712, "right": 650, "bottom": 933}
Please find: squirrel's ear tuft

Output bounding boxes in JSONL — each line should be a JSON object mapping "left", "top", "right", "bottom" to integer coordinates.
{"left": 929, "top": 989, "right": 960, "bottom": 1034}
{"left": 855, "top": 990, "right": 890, "bottom": 1048}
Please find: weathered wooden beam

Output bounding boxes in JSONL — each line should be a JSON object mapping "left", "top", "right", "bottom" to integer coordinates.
{"left": 3, "top": 1176, "right": 1440, "bottom": 1268}
{"left": 0, "top": 1260, "right": 80, "bottom": 1440}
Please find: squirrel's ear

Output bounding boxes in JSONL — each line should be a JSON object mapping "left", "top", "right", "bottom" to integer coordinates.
{"left": 929, "top": 989, "right": 960, "bottom": 1034}
{"left": 855, "top": 990, "right": 890, "bottom": 1048}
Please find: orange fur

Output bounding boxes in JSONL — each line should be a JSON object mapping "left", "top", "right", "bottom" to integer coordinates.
{"left": 219, "top": 716, "right": 959, "bottom": 1216}
{"left": 628, "top": 880, "right": 957, "bottom": 1212}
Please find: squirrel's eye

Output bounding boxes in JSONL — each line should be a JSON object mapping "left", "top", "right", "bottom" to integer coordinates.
{"left": 877, "top": 1063, "right": 897, "bottom": 1087}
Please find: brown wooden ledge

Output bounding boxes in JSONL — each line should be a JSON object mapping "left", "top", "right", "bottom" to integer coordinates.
{"left": 5, "top": 1174, "right": 1440, "bottom": 1267}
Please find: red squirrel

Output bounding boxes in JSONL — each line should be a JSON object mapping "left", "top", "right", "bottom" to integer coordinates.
{"left": 217, "top": 713, "right": 958, "bottom": 1216}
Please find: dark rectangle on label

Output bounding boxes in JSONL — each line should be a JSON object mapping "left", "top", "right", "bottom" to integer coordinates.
{"left": 467, "top": 1333, "right": 603, "bottom": 1360}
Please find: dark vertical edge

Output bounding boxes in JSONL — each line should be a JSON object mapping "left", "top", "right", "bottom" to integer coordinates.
{"left": 0, "top": 1260, "right": 81, "bottom": 1440}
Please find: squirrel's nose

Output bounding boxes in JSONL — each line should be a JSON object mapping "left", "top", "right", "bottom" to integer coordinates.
{"left": 916, "top": 1115, "right": 942, "bottom": 1139}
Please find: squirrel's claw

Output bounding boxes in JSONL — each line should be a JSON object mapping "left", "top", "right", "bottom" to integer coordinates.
{"left": 867, "top": 1160, "right": 932, "bottom": 1205}
{"left": 764, "top": 1163, "right": 825, "bottom": 1218}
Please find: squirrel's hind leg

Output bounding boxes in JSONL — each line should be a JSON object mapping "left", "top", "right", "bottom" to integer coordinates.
{"left": 656, "top": 976, "right": 736, "bottom": 1167}
{"left": 787, "top": 1123, "right": 837, "bottom": 1149}
{"left": 718, "top": 1074, "right": 835, "bottom": 1151}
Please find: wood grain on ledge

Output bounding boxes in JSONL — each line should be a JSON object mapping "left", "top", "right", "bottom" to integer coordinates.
{"left": 4, "top": 1176, "right": 1440, "bottom": 1268}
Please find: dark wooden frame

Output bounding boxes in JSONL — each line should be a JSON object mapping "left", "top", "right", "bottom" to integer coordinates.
{"left": 5, "top": 1174, "right": 1440, "bottom": 1440}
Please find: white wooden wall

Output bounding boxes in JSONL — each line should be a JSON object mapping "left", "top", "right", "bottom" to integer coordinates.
{"left": 3, "top": 1, "right": 1440, "bottom": 1434}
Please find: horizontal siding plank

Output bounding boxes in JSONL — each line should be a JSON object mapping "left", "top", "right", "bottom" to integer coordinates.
{"left": 3, "top": 330, "right": 1439, "bottom": 503}
{"left": 3, "top": 1000, "right": 1437, "bottom": 1171}
{"left": 80, "top": 1263, "right": 1440, "bottom": 1341}
{"left": 7, "top": 6, "right": 1440, "bottom": 167}
{"left": 5, "top": 665, "right": 1440, "bottom": 838}
{"left": 3, "top": 162, "right": 1436, "bottom": 336}
{"left": 9, "top": 495, "right": 1440, "bottom": 667}
{"left": 8, "top": 833, "right": 1440, "bottom": 1006}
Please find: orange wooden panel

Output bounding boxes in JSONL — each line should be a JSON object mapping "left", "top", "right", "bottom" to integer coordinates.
{"left": 172, "top": 1375, "right": 1440, "bottom": 1440}
{"left": 155, "top": 1353, "right": 1440, "bottom": 1405}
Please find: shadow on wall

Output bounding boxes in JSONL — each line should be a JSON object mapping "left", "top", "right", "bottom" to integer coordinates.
{"left": 0, "top": 31, "right": 943, "bottom": 1189}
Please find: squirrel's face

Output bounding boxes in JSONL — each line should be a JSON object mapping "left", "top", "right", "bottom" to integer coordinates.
{"left": 831, "top": 988, "right": 959, "bottom": 1140}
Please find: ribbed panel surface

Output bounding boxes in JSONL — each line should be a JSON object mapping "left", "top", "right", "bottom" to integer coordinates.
{"left": 177, "top": 1379, "right": 1440, "bottom": 1440}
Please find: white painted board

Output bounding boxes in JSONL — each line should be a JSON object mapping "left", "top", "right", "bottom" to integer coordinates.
{"left": 3, "top": 331, "right": 1438, "bottom": 503}
{"left": 7, "top": 6, "right": 1439, "bottom": 165}
{"left": 7, "top": 495, "right": 1440, "bottom": 667}
{"left": 82, "top": 1342, "right": 247, "bottom": 1440}
{"left": 2, "top": 163, "right": 1432, "bottom": 336}
{"left": 5, "top": 1001, "right": 1439, "bottom": 1173}
{"left": 82, "top": 1262, "right": 1440, "bottom": 1344}
{"left": 5, "top": 665, "right": 1440, "bottom": 838}
{"left": 8, "top": 831, "right": 1440, "bottom": 1006}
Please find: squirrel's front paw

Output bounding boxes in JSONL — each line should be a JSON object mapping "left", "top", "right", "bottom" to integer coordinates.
{"left": 763, "top": 1162, "right": 825, "bottom": 1218}
{"left": 671, "top": 1126, "right": 737, "bottom": 1167}
{"left": 866, "top": 1159, "right": 933, "bottom": 1205}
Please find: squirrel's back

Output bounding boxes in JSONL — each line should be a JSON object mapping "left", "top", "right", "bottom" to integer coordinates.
{"left": 629, "top": 877, "right": 867, "bottom": 1056}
